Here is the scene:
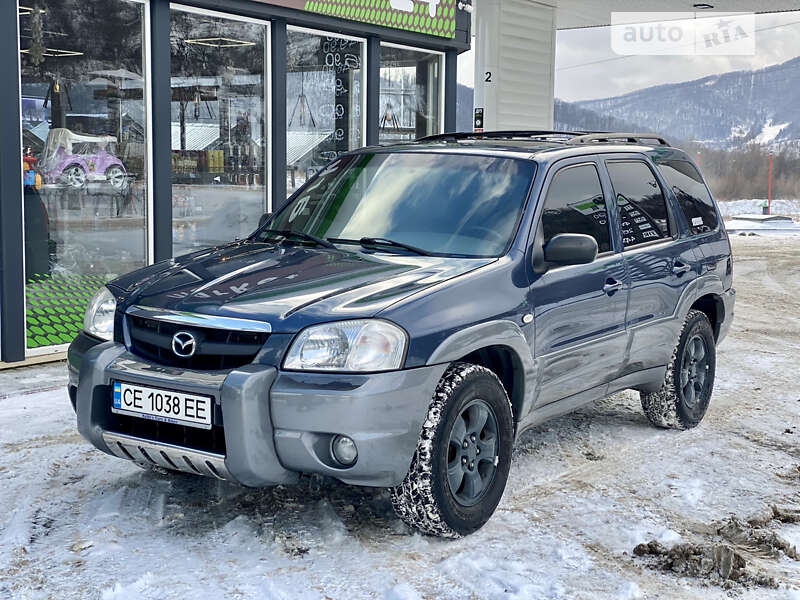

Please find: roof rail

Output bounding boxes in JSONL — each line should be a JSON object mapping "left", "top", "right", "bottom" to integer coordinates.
{"left": 568, "top": 132, "right": 671, "bottom": 147}
{"left": 417, "top": 130, "right": 588, "bottom": 143}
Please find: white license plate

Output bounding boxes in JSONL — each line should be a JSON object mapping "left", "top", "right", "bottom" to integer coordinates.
{"left": 112, "top": 381, "right": 213, "bottom": 430}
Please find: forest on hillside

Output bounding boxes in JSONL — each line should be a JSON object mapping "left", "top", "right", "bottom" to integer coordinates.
{"left": 554, "top": 99, "right": 800, "bottom": 201}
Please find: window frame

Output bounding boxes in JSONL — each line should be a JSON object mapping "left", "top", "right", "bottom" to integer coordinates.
{"left": 21, "top": 0, "right": 152, "bottom": 359}
{"left": 537, "top": 160, "right": 615, "bottom": 259}
{"left": 604, "top": 157, "right": 678, "bottom": 252}
{"left": 378, "top": 41, "right": 446, "bottom": 141}
{"left": 286, "top": 24, "right": 368, "bottom": 160}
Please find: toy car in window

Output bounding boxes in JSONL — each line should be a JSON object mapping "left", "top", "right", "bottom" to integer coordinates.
{"left": 39, "top": 128, "right": 127, "bottom": 191}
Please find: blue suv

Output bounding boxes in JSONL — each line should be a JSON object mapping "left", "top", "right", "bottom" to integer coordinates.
{"left": 68, "top": 131, "right": 735, "bottom": 537}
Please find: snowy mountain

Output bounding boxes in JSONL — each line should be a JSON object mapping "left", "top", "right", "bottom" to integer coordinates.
{"left": 567, "top": 56, "right": 800, "bottom": 150}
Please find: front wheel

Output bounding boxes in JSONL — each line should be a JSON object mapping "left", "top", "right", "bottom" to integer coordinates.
{"left": 391, "top": 362, "right": 514, "bottom": 538}
{"left": 641, "top": 309, "right": 716, "bottom": 429}
{"left": 61, "top": 164, "right": 87, "bottom": 188}
{"left": 105, "top": 165, "right": 127, "bottom": 191}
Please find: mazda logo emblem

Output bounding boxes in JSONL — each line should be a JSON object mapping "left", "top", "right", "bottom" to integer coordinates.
{"left": 172, "top": 331, "right": 197, "bottom": 358}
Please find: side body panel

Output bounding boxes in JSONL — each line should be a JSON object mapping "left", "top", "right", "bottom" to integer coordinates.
{"left": 599, "top": 154, "right": 700, "bottom": 373}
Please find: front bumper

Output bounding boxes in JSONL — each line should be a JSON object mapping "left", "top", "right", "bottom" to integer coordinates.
{"left": 69, "top": 334, "right": 446, "bottom": 487}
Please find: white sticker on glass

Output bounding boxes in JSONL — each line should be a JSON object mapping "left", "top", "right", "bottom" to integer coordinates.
{"left": 692, "top": 217, "right": 704, "bottom": 226}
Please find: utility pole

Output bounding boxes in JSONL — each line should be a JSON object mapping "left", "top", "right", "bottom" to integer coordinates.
{"left": 768, "top": 152, "right": 774, "bottom": 215}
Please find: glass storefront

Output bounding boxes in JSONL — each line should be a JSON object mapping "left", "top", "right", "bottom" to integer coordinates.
{"left": 170, "top": 8, "right": 269, "bottom": 256}
{"left": 18, "top": 0, "right": 149, "bottom": 349}
{"left": 286, "top": 28, "right": 364, "bottom": 197}
{"left": 8, "top": 0, "right": 456, "bottom": 358}
{"left": 379, "top": 44, "right": 442, "bottom": 144}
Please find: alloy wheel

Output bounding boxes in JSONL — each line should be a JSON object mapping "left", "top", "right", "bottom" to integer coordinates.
{"left": 106, "top": 166, "right": 126, "bottom": 190}
{"left": 64, "top": 166, "right": 86, "bottom": 188}
{"left": 446, "top": 398, "right": 499, "bottom": 507}
{"left": 680, "top": 334, "right": 709, "bottom": 408}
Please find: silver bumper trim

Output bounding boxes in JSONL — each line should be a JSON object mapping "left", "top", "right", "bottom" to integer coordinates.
{"left": 126, "top": 305, "right": 272, "bottom": 333}
{"left": 102, "top": 431, "right": 231, "bottom": 480}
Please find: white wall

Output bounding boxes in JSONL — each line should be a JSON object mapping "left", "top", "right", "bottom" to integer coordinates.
{"left": 473, "top": 0, "right": 556, "bottom": 130}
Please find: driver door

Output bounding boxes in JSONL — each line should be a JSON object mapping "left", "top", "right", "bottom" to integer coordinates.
{"left": 527, "top": 160, "right": 629, "bottom": 407}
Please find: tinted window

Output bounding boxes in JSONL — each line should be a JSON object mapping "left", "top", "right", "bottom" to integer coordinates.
{"left": 263, "top": 152, "right": 535, "bottom": 257}
{"left": 607, "top": 161, "right": 671, "bottom": 249}
{"left": 656, "top": 159, "right": 718, "bottom": 235}
{"left": 541, "top": 164, "right": 611, "bottom": 253}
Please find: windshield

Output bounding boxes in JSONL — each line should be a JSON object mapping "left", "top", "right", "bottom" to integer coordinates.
{"left": 259, "top": 152, "right": 536, "bottom": 257}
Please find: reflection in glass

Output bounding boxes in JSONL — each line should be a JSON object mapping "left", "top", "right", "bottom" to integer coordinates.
{"left": 18, "top": 0, "right": 147, "bottom": 349}
{"left": 286, "top": 30, "right": 364, "bottom": 197}
{"left": 606, "top": 161, "right": 670, "bottom": 248}
{"left": 170, "top": 10, "right": 268, "bottom": 256}
{"left": 263, "top": 153, "right": 535, "bottom": 257}
{"left": 542, "top": 165, "right": 612, "bottom": 253}
{"left": 379, "top": 45, "right": 442, "bottom": 144}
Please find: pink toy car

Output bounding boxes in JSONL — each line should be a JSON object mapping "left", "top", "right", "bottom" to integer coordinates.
{"left": 40, "top": 128, "right": 127, "bottom": 190}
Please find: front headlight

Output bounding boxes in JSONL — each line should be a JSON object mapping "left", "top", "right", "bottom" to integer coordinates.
{"left": 83, "top": 287, "right": 116, "bottom": 341}
{"left": 283, "top": 319, "right": 407, "bottom": 372}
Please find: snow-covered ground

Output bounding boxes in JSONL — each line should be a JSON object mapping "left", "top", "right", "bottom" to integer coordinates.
{"left": 718, "top": 199, "right": 800, "bottom": 217}
{"left": 2, "top": 236, "right": 800, "bottom": 599}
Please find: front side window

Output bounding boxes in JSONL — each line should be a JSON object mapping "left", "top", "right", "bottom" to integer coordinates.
{"left": 606, "top": 160, "right": 671, "bottom": 249}
{"left": 541, "top": 164, "right": 612, "bottom": 253}
{"left": 261, "top": 152, "right": 536, "bottom": 257}
{"left": 656, "top": 159, "right": 718, "bottom": 235}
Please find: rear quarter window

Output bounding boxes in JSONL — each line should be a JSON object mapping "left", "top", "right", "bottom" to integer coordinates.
{"left": 656, "top": 159, "right": 719, "bottom": 235}
{"left": 606, "top": 160, "right": 671, "bottom": 249}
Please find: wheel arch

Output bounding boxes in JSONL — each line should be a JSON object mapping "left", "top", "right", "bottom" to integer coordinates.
{"left": 426, "top": 320, "right": 534, "bottom": 427}
{"left": 690, "top": 293, "right": 724, "bottom": 341}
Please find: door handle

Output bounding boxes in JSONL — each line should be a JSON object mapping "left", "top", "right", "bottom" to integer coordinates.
{"left": 672, "top": 260, "right": 691, "bottom": 275}
{"left": 603, "top": 278, "right": 624, "bottom": 295}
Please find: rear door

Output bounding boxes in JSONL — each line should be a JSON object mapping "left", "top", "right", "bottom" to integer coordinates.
{"left": 527, "top": 159, "right": 629, "bottom": 406}
{"left": 603, "top": 157, "right": 697, "bottom": 372}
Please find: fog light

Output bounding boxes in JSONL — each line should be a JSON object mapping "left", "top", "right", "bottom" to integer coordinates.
{"left": 331, "top": 435, "right": 358, "bottom": 466}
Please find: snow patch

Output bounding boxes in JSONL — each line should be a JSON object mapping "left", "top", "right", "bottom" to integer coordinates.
{"left": 752, "top": 120, "right": 790, "bottom": 145}
{"left": 383, "top": 583, "right": 423, "bottom": 600}
{"left": 718, "top": 198, "right": 800, "bottom": 217}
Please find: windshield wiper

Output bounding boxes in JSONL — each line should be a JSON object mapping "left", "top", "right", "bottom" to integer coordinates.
{"left": 259, "top": 229, "right": 336, "bottom": 249}
{"left": 328, "top": 237, "right": 432, "bottom": 256}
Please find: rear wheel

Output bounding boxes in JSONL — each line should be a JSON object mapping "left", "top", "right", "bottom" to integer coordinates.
{"left": 391, "top": 362, "right": 514, "bottom": 537}
{"left": 641, "top": 309, "right": 716, "bottom": 429}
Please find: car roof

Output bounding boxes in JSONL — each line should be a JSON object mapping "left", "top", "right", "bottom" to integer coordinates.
{"left": 356, "top": 132, "right": 694, "bottom": 166}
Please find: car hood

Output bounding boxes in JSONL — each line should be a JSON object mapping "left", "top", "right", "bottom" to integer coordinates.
{"left": 111, "top": 241, "right": 493, "bottom": 332}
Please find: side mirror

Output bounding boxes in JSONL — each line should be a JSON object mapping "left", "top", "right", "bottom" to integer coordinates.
{"left": 543, "top": 233, "right": 598, "bottom": 266}
{"left": 258, "top": 212, "right": 272, "bottom": 228}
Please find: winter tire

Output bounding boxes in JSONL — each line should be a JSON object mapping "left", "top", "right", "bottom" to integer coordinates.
{"left": 641, "top": 309, "right": 716, "bottom": 430}
{"left": 391, "top": 362, "right": 514, "bottom": 538}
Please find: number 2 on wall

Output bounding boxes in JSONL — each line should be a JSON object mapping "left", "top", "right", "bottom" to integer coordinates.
{"left": 485, "top": 71, "right": 492, "bottom": 83}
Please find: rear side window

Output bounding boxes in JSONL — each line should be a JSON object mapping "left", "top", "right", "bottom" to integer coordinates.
{"left": 656, "top": 159, "right": 718, "bottom": 235}
{"left": 541, "top": 163, "right": 612, "bottom": 253}
{"left": 606, "top": 160, "right": 671, "bottom": 249}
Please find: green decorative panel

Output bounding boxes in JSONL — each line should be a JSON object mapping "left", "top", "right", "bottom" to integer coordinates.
{"left": 25, "top": 274, "right": 110, "bottom": 348}
{"left": 303, "top": 0, "right": 457, "bottom": 38}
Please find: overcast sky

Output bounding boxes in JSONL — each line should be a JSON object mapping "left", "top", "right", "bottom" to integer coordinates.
{"left": 457, "top": 11, "right": 800, "bottom": 102}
